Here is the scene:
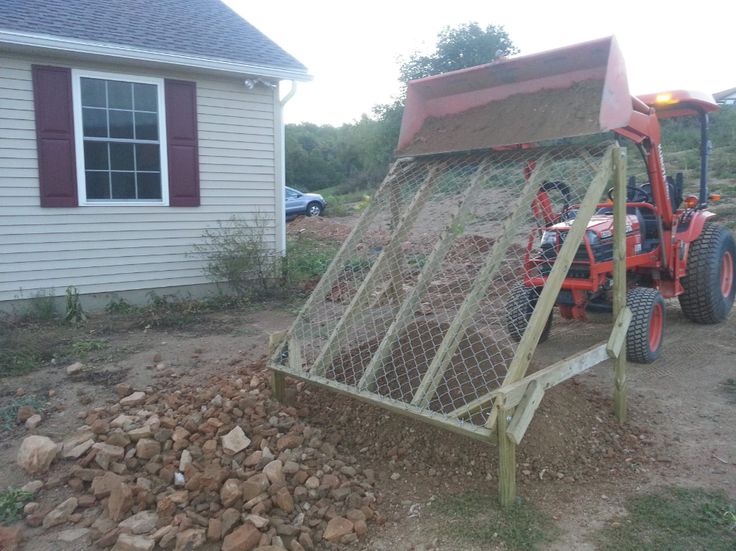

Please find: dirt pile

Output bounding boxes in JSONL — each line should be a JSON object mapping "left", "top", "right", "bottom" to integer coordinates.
{"left": 286, "top": 216, "right": 353, "bottom": 243}
{"left": 15, "top": 359, "right": 379, "bottom": 550}
{"left": 301, "top": 377, "right": 653, "bottom": 489}
{"left": 328, "top": 319, "right": 513, "bottom": 413}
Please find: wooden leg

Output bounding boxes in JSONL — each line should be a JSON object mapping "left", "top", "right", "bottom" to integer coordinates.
{"left": 497, "top": 404, "right": 516, "bottom": 508}
{"left": 272, "top": 370, "right": 286, "bottom": 403}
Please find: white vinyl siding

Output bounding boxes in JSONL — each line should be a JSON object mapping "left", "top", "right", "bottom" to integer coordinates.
{"left": 0, "top": 53, "right": 281, "bottom": 302}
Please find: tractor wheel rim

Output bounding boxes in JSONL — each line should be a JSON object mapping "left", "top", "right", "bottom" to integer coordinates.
{"left": 721, "top": 251, "right": 733, "bottom": 298}
{"left": 649, "top": 302, "right": 663, "bottom": 352}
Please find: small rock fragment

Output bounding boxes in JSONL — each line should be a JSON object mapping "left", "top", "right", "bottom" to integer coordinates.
{"left": 120, "top": 392, "right": 146, "bottom": 407}
{"left": 43, "top": 497, "right": 78, "bottom": 529}
{"left": 222, "top": 523, "right": 261, "bottom": 551}
{"left": 221, "top": 426, "right": 251, "bottom": 455}
{"left": 323, "top": 517, "right": 353, "bottom": 543}
{"left": 66, "top": 362, "right": 84, "bottom": 376}
{"left": 111, "top": 533, "right": 155, "bottom": 551}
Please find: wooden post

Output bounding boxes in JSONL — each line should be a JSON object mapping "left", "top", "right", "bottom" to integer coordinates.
{"left": 612, "top": 147, "right": 628, "bottom": 423}
{"left": 269, "top": 331, "right": 287, "bottom": 402}
{"left": 496, "top": 398, "right": 516, "bottom": 508}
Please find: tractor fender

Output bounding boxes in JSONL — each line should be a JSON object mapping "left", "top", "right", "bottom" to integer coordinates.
{"left": 677, "top": 211, "right": 717, "bottom": 243}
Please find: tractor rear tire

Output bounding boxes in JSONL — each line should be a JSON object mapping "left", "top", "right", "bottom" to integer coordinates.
{"left": 506, "top": 285, "right": 552, "bottom": 343}
{"left": 626, "top": 287, "right": 665, "bottom": 364}
{"left": 678, "top": 223, "right": 736, "bottom": 323}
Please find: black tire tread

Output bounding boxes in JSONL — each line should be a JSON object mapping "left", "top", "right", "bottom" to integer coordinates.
{"left": 678, "top": 223, "right": 736, "bottom": 324}
{"left": 626, "top": 287, "right": 664, "bottom": 364}
{"left": 506, "top": 285, "right": 552, "bottom": 343}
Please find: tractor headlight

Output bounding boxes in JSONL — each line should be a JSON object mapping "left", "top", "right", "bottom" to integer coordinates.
{"left": 586, "top": 230, "right": 599, "bottom": 247}
{"left": 539, "top": 230, "right": 557, "bottom": 249}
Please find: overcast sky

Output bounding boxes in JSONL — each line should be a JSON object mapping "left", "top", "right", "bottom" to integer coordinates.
{"left": 226, "top": 0, "right": 734, "bottom": 126}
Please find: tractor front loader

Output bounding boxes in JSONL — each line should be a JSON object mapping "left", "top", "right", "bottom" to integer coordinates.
{"left": 396, "top": 36, "right": 736, "bottom": 363}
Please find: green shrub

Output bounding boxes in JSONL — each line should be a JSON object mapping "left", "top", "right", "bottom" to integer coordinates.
{"left": 24, "top": 289, "right": 57, "bottom": 322}
{"left": 0, "top": 488, "right": 33, "bottom": 523}
{"left": 64, "top": 286, "right": 87, "bottom": 325}
{"left": 193, "top": 215, "right": 281, "bottom": 298}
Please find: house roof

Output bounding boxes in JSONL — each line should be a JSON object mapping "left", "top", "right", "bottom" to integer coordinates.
{"left": 714, "top": 87, "right": 736, "bottom": 101}
{"left": 0, "top": 0, "right": 309, "bottom": 80}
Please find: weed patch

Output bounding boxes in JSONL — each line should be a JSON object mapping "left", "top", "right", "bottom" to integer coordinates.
{"left": 0, "top": 395, "right": 47, "bottom": 432}
{"left": 0, "top": 488, "right": 33, "bottom": 524}
{"left": 597, "top": 486, "right": 736, "bottom": 551}
{"left": 285, "top": 237, "right": 339, "bottom": 288}
{"left": 432, "top": 491, "right": 554, "bottom": 550}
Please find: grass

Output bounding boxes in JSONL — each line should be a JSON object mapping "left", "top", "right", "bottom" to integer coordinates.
{"left": 0, "top": 488, "right": 33, "bottom": 524}
{"left": 285, "top": 237, "right": 340, "bottom": 288}
{"left": 71, "top": 338, "right": 108, "bottom": 357}
{"left": 597, "top": 487, "right": 736, "bottom": 551}
{"left": 0, "top": 395, "right": 46, "bottom": 432}
{"left": 431, "top": 491, "right": 554, "bottom": 550}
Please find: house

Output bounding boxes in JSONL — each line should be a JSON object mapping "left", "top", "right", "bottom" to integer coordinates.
{"left": 0, "top": 0, "right": 309, "bottom": 311}
{"left": 714, "top": 87, "right": 736, "bottom": 105}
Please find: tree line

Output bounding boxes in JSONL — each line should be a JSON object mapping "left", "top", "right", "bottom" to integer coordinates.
{"left": 284, "top": 23, "right": 516, "bottom": 193}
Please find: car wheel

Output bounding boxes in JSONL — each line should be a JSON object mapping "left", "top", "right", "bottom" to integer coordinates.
{"left": 306, "top": 202, "right": 323, "bottom": 217}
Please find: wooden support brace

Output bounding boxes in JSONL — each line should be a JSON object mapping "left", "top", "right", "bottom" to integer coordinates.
{"left": 310, "top": 168, "right": 439, "bottom": 376}
{"left": 607, "top": 307, "right": 632, "bottom": 359}
{"left": 496, "top": 399, "right": 516, "bottom": 508}
{"left": 612, "top": 147, "right": 628, "bottom": 423}
{"left": 410, "top": 155, "right": 553, "bottom": 408}
{"left": 288, "top": 338, "right": 303, "bottom": 372}
{"left": 358, "top": 162, "right": 493, "bottom": 391}
{"left": 484, "top": 147, "right": 615, "bottom": 430}
{"left": 505, "top": 380, "right": 544, "bottom": 445}
{"left": 450, "top": 342, "right": 609, "bottom": 419}
{"left": 269, "top": 361, "right": 494, "bottom": 442}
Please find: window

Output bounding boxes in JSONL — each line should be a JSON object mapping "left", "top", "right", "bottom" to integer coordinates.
{"left": 72, "top": 71, "right": 169, "bottom": 205}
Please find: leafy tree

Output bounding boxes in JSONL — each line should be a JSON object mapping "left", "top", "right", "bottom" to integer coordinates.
{"left": 398, "top": 23, "right": 517, "bottom": 84}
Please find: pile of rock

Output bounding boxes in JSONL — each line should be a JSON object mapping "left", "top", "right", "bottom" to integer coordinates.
{"left": 16, "top": 365, "right": 379, "bottom": 550}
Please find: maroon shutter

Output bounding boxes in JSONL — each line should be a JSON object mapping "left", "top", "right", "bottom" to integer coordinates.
{"left": 165, "top": 79, "right": 200, "bottom": 207}
{"left": 32, "top": 65, "right": 78, "bottom": 207}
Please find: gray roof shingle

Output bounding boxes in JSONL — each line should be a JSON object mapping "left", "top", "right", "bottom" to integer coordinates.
{"left": 0, "top": 0, "right": 307, "bottom": 75}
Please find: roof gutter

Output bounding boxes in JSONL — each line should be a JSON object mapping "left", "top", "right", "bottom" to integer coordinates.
{"left": 0, "top": 29, "right": 312, "bottom": 81}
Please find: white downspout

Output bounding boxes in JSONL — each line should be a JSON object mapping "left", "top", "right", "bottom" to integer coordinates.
{"left": 276, "top": 80, "right": 297, "bottom": 255}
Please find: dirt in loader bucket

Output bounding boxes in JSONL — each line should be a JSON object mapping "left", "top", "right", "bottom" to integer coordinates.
{"left": 400, "top": 79, "right": 604, "bottom": 156}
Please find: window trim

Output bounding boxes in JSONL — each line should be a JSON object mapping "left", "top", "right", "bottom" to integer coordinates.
{"left": 71, "top": 69, "right": 169, "bottom": 206}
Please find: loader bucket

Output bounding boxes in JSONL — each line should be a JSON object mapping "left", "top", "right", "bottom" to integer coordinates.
{"left": 396, "top": 36, "right": 633, "bottom": 156}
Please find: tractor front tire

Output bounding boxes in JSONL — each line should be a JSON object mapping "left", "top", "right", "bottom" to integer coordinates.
{"left": 506, "top": 285, "right": 552, "bottom": 343}
{"left": 678, "top": 223, "right": 736, "bottom": 324}
{"left": 626, "top": 287, "right": 665, "bottom": 364}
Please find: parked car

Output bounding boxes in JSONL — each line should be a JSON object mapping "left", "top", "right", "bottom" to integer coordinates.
{"left": 285, "top": 186, "right": 327, "bottom": 218}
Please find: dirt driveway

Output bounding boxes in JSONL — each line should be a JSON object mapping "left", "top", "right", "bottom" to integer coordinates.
{"left": 1, "top": 290, "right": 734, "bottom": 550}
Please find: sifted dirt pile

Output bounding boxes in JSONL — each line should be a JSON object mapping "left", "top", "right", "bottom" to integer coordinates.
{"left": 328, "top": 319, "right": 516, "bottom": 412}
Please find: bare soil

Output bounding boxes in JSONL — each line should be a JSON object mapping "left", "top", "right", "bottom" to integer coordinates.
{"left": 1, "top": 213, "right": 735, "bottom": 550}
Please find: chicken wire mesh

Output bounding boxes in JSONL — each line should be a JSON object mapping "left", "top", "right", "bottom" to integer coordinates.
{"left": 272, "top": 143, "right": 616, "bottom": 438}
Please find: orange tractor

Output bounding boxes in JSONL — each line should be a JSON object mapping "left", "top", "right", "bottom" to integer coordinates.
{"left": 396, "top": 37, "right": 735, "bottom": 363}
